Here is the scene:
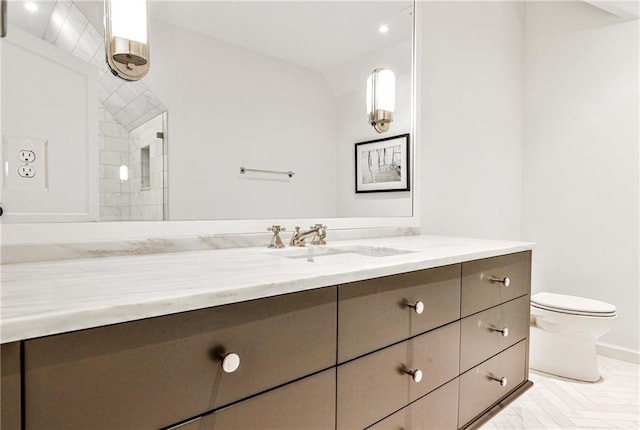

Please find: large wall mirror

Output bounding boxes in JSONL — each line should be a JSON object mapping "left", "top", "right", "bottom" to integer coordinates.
{"left": 1, "top": 0, "right": 414, "bottom": 224}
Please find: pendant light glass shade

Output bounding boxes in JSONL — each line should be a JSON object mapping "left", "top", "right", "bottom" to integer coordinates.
{"left": 105, "top": 0, "right": 149, "bottom": 81}
{"left": 366, "top": 68, "right": 395, "bottom": 133}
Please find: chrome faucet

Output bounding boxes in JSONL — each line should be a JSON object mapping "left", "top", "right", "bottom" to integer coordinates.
{"left": 290, "top": 224, "right": 327, "bottom": 247}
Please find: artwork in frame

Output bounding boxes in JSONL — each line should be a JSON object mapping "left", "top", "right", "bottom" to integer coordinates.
{"left": 355, "top": 133, "right": 410, "bottom": 193}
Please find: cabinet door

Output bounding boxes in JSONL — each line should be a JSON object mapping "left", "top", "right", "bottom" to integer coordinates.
{"left": 1, "top": 342, "right": 21, "bottom": 430}
{"left": 369, "top": 378, "right": 459, "bottom": 430}
{"left": 339, "top": 265, "right": 460, "bottom": 362}
{"left": 172, "top": 370, "right": 335, "bottom": 430}
{"left": 460, "top": 295, "right": 530, "bottom": 372}
{"left": 24, "top": 287, "right": 336, "bottom": 430}
{"left": 461, "top": 252, "right": 531, "bottom": 317}
{"left": 337, "top": 322, "right": 460, "bottom": 430}
{"left": 458, "top": 340, "right": 527, "bottom": 428}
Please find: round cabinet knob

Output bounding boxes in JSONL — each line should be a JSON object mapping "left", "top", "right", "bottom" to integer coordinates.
{"left": 221, "top": 353, "right": 240, "bottom": 373}
{"left": 489, "top": 326, "right": 509, "bottom": 337}
{"left": 489, "top": 276, "right": 510, "bottom": 287}
{"left": 405, "top": 368, "right": 423, "bottom": 383}
{"left": 490, "top": 375, "right": 508, "bottom": 387}
{"left": 406, "top": 301, "right": 425, "bottom": 315}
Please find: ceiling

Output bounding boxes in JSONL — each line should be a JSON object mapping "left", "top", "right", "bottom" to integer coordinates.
{"left": 585, "top": 0, "right": 639, "bottom": 18}
{"left": 5, "top": 0, "right": 55, "bottom": 38}
{"left": 149, "top": 1, "right": 413, "bottom": 73}
{"left": 60, "top": 0, "right": 414, "bottom": 74}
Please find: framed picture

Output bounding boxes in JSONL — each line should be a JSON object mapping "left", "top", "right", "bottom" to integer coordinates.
{"left": 355, "top": 133, "right": 410, "bottom": 193}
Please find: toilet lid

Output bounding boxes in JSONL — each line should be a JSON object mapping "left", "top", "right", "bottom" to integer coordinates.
{"left": 531, "top": 292, "right": 617, "bottom": 317}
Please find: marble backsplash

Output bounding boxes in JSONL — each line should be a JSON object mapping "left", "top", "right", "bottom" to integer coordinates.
{"left": 1, "top": 227, "right": 420, "bottom": 264}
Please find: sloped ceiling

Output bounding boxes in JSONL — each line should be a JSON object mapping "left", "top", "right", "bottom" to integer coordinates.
{"left": 8, "top": 0, "right": 165, "bottom": 132}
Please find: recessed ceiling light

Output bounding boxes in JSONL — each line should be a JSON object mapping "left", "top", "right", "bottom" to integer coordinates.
{"left": 24, "top": 2, "right": 39, "bottom": 12}
{"left": 378, "top": 25, "right": 389, "bottom": 34}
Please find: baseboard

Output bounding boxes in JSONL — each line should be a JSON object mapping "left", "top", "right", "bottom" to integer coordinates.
{"left": 597, "top": 342, "right": 640, "bottom": 364}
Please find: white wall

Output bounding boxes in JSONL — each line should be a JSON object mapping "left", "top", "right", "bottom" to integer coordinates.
{"left": 417, "top": 1, "right": 525, "bottom": 240}
{"left": 1, "top": 27, "right": 98, "bottom": 223}
{"left": 522, "top": 2, "right": 639, "bottom": 351}
{"left": 145, "top": 21, "right": 339, "bottom": 221}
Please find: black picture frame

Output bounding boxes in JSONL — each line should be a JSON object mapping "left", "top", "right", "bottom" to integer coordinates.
{"left": 355, "top": 133, "right": 410, "bottom": 193}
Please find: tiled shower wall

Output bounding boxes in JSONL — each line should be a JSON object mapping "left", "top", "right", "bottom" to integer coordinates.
{"left": 99, "top": 109, "right": 166, "bottom": 221}
{"left": 128, "top": 113, "right": 167, "bottom": 221}
{"left": 99, "top": 107, "right": 130, "bottom": 221}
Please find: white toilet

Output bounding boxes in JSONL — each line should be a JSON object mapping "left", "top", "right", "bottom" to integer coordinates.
{"left": 529, "top": 292, "right": 616, "bottom": 382}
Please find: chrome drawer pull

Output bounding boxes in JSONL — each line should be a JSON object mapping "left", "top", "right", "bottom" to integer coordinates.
{"left": 405, "top": 300, "right": 425, "bottom": 315}
{"left": 488, "top": 326, "right": 509, "bottom": 337}
{"left": 404, "top": 368, "right": 423, "bottom": 383}
{"left": 489, "top": 375, "right": 508, "bottom": 387}
{"left": 489, "top": 276, "right": 510, "bottom": 287}
{"left": 221, "top": 353, "right": 241, "bottom": 373}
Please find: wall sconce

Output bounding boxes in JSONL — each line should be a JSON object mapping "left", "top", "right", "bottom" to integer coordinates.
{"left": 366, "top": 68, "right": 395, "bottom": 133}
{"left": 104, "top": 0, "right": 149, "bottom": 81}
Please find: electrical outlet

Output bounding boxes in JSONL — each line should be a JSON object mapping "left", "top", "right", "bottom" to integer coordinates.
{"left": 18, "top": 165, "right": 36, "bottom": 178}
{"left": 18, "top": 150, "right": 36, "bottom": 163}
{"left": 3, "top": 136, "right": 48, "bottom": 191}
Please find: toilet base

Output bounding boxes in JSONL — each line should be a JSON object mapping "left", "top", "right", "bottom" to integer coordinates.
{"left": 529, "top": 325, "right": 601, "bottom": 382}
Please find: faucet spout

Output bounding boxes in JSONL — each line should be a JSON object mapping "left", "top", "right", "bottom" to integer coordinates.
{"left": 290, "top": 224, "right": 327, "bottom": 247}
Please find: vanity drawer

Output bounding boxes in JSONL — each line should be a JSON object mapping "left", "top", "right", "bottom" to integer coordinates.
{"left": 171, "top": 369, "right": 336, "bottom": 430}
{"left": 368, "top": 378, "right": 459, "bottom": 430}
{"left": 460, "top": 295, "right": 530, "bottom": 372}
{"left": 338, "top": 264, "right": 461, "bottom": 362}
{"left": 337, "top": 321, "right": 460, "bottom": 430}
{"left": 24, "top": 287, "right": 337, "bottom": 430}
{"left": 458, "top": 340, "right": 527, "bottom": 428}
{"left": 1, "top": 342, "right": 21, "bottom": 430}
{"left": 461, "top": 251, "right": 531, "bottom": 317}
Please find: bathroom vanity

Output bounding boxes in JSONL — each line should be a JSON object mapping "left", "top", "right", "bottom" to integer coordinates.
{"left": 0, "top": 236, "right": 533, "bottom": 429}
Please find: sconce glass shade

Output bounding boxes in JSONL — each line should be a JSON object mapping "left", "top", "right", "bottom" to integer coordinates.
{"left": 367, "top": 68, "right": 395, "bottom": 133}
{"left": 119, "top": 165, "right": 129, "bottom": 181}
{"left": 105, "top": 0, "right": 149, "bottom": 81}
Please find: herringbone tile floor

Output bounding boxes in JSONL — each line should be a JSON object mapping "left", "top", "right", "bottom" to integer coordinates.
{"left": 480, "top": 356, "right": 640, "bottom": 429}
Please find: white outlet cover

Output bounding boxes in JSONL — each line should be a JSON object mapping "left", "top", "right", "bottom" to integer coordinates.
{"left": 2, "top": 136, "right": 49, "bottom": 191}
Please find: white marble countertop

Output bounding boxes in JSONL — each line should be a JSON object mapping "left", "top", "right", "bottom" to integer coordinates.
{"left": 0, "top": 235, "right": 534, "bottom": 343}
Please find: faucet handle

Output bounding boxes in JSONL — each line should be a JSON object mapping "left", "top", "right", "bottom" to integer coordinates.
{"left": 311, "top": 224, "right": 327, "bottom": 245}
{"left": 267, "top": 225, "right": 285, "bottom": 234}
{"left": 267, "top": 225, "right": 286, "bottom": 248}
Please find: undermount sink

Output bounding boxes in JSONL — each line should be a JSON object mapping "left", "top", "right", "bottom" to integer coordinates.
{"left": 267, "top": 245, "right": 417, "bottom": 260}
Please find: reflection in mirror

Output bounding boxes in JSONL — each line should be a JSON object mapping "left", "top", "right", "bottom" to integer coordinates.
{"left": 3, "top": 0, "right": 166, "bottom": 222}
{"left": 1, "top": 0, "right": 413, "bottom": 223}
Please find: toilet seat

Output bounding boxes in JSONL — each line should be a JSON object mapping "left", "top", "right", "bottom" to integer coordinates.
{"left": 531, "top": 292, "right": 616, "bottom": 317}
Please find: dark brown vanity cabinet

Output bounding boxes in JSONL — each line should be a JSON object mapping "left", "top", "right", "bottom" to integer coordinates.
{"left": 337, "top": 321, "right": 460, "bottom": 429}
{"left": 23, "top": 287, "right": 337, "bottom": 430}
{"left": 457, "top": 251, "right": 532, "bottom": 429}
{"left": 337, "top": 265, "right": 461, "bottom": 363}
{"left": 5, "top": 250, "right": 531, "bottom": 430}
{"left": 368, "top": 379, "right": 460, "bottom": 430}
{"left": 336, "top": 251, "right": 532, "bottom": 430}
{"left": 1, "top": 342, "right": 21, "bottom": 430}
{"left": 172, "top": 369, "right": 336, "bottom": 430}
